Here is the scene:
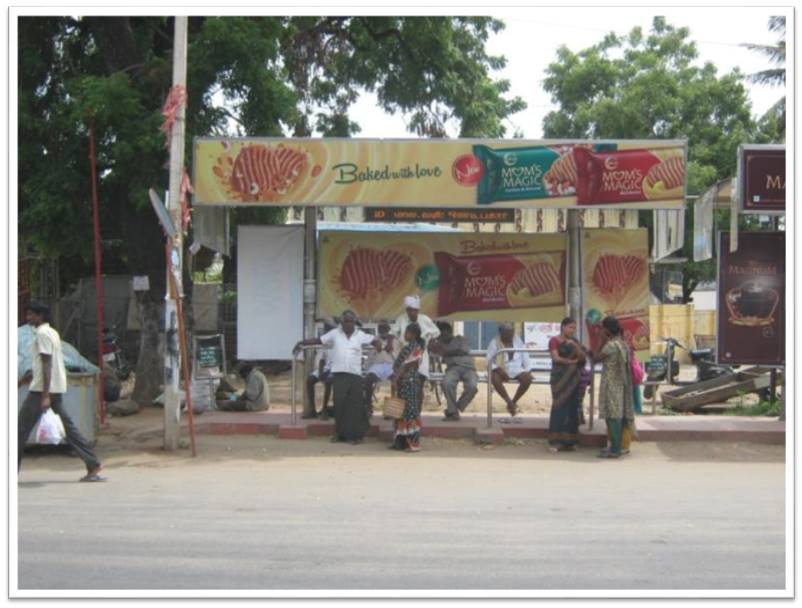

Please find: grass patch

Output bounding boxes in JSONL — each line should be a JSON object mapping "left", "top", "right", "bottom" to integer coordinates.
{"left": 730, "top": 400, "right": 783, "bottom": 417}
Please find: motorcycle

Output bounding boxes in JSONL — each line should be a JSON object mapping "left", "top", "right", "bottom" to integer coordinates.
{"left": 643, "top": 337, "right": 734, "bottom": 399}
{"left": 101, "top": 325, "right": 132, "bottom": 381}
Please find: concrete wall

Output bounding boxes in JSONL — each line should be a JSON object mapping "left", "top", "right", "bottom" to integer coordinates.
{"left": 649, "top": 304, "right": 718, "bottom": 362}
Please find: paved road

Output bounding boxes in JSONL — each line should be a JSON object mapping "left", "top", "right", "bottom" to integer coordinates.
{"left": 16, "top": 436, "right": 786, "bottom": 593}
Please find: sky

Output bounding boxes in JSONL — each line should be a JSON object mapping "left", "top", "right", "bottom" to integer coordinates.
{"left": 347, "top": 6, "right": 787, "bottom": 139}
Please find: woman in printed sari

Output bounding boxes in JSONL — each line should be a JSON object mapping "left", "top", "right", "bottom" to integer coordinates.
{"left": 547, "top": 317, "right": 586, "bottom": 452}
{"left": 389, "top": 323, "right": 426, "bottom": 452}
{"left": 590, "top": 316, "right": 637, "bottom": 458}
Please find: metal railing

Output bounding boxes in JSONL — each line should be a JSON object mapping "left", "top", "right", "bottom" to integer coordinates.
{"left": 290, "top": 345, "right": 331, "bottom": 425}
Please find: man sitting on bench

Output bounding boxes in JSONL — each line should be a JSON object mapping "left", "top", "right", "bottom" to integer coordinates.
{"left": 429, "top": 322, "right": 478, "bottom": 421}
{"left": 486, "top": 323, "right": 532, "bottom": 418}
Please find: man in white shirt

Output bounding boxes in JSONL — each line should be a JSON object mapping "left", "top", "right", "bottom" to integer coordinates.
{"left": 18, "top": 302, "right": 104, "bottom": 481}
{"left": 294, "top": 311, "right": 381, "bottom": 445}
{"left": 392, "top": 295, "right": 440, "bottom": 382}
{"left": 486, "top": 323, "right": 532, "bottom": 418}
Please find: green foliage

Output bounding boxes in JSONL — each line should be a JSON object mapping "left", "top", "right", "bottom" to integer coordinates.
{"left": 743, "top": 16, "right": 786, "bottom": 136}
{"left": 731, "top": 398, "right": 782, "bottom": 417}
{"left": 18, "top": 16, "right": 524, "bottom": 289}
{"left": 540, "top": 17, "right": 784, "bottom": 302}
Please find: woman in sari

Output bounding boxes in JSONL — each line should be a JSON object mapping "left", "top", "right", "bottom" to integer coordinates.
{"left": 547, "top": 317, "right": 586, "bottom": 452}
{"left": 590, "top": 316, "right": 637, "bottom": 458}
{"left": 389, "top": 323, "right": 426, "bottom": 452}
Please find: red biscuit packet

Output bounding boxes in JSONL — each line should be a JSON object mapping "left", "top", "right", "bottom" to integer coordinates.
{"left": 574, "top": 147, "right": 661, "bottom": 205}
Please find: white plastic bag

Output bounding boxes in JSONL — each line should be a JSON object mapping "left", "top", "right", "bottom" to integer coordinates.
{"left": 36, "top": 409, "right": 65, "bottom": 445}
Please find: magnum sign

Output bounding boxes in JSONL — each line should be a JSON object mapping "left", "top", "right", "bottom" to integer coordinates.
{"left": 717, "top": 232, "right": 784, "bottom": 366}
{"left": 739, "top": 144, "right": 785, "bottom": 213}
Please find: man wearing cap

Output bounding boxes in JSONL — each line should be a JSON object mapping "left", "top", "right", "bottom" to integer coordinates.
{"left": 363, "top": 320, "right": 399, "bottom": 417}
{"left": 18, "top": 302, "right": 105, "bottom": 481}
{"left": 392, "top": 295, "right": 440, "bottom": 388}
{"left": 486, "top": 323, "right": 532, "bottom": 418}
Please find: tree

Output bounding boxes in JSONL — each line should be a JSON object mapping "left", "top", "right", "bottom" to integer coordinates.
{"left": 743, "top": 16, "right": 786, "bottom": 136}
{"left": 541, "top": 17, "right": 782, "bottom": 301}
{"left": 18, "top": 16, "right": 525, "bottom": 404}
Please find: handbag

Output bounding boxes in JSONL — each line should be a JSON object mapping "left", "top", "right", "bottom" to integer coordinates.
{"left": 630, "top": 350, "right": 645, "bottom": 386}
{"left": 382, "top": 396, "right": 405, "bottom": 419}
{"left": 36, "top": 408, "right": 65, "bottom": 445}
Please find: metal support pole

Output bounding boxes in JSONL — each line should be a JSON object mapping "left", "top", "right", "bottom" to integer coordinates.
{"left": 588, "top": 365, "right": 595, "bottom": 430}
{"left": 301, "top": 207, "right": 317, "bottom": 419}
{"left": 486, "top": 369, "right": 493, "bottom": 429}
{"left": 567, "top": 210, "right": 582, "bottom": 335}
{"left": 163, "top": 16, "right": 188, "bottom": 451}
{"left": 291, "top": 354, "right": 297, "bottom": 426}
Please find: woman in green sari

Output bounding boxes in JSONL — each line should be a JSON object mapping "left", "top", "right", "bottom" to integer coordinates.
{"left": 590, "top": 316, "right": 637, "bottom": 458}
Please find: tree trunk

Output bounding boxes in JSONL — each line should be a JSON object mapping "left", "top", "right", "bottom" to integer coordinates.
{"left": 131, "top": 295, "right": 164, "bottom": 406}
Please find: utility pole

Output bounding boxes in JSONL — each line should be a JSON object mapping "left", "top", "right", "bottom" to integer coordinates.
{"left": 164, "top": 16, "right": 188, "bottom": 451}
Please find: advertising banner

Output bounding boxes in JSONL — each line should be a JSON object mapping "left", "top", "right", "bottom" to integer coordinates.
{"left": 717, "top": 232, "right": 784, "bottom": 365}
{"left": 739, "top": 145, "right": 785, "bottom": 214}
{"left": 193, "top": 138, "right": 686, "bottom": 210}
{"left": 581, "top": 228, "right": 650, "bottom": 357}
{"left": 318, "top": 231, "right": 567, "bottom": 322}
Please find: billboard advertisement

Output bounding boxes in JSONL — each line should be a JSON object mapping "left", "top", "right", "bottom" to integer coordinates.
{"left": 717, "top": 232, "right": 784, "bottom": 365}
{"left": 739, "top": 144, "right": 785, "bottom": 214}
{"left": 318, "top": 231, "right": 567, "bottom": 322}
{"left": 581, "top": 228, "right": 650, "bottom": 358}
{"left": 193, "top": 138, "right": 686, "bottom": 210}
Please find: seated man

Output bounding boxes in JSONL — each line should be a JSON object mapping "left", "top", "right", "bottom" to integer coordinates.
{"left": 364, "top": 320, "right": 398, "bottom": 417}
{"left": 305, "top": 345, "right": 334, "bottom": 420}
{"left": 216, "top": 364, "right": 270, "bottom": 412}
{"left": 429, "top": 322, "right": 478, "bottom": 421}
{"left": 486, "top": 323, "right": 532, "bottom": 417}
{"left": 303, "top": 317, "right": 337, "bottom": 420}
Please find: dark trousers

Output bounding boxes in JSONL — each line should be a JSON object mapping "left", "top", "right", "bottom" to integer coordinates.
{"left": 18, "top": 391, "right": 101, "bottom": 471}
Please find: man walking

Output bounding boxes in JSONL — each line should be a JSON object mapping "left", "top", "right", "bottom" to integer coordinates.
{"left": 429, "top": 322, "right": 478, "bottom": 421}
{"left": 18, "top": 302, "right": 105, "bottom": 482}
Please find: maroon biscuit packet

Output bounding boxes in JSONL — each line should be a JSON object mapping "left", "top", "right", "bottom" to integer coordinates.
{"left": 434, "top": 252, "right": 564, "bottom": 316}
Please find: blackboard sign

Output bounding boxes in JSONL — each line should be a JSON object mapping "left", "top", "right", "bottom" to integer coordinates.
{"left": 197, "top": 345, "right": 222, "bottom": 368}
{"left": 194, "top": 334, "right": 226, "bottom": 374}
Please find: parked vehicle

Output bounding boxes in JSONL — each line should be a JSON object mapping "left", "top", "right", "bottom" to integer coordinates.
{"left": 644, "top": 337, "right": 770, "bottom": 402}
{"left": 101, "top": 325, "right": 132, "bottom": 381}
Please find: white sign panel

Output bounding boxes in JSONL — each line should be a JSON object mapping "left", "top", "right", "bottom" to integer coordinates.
{"left": 237, "top": 226, "right": 304, "bottom": 360}
{"left": 524, "top": 322, "right": 560, "bottom": 351}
